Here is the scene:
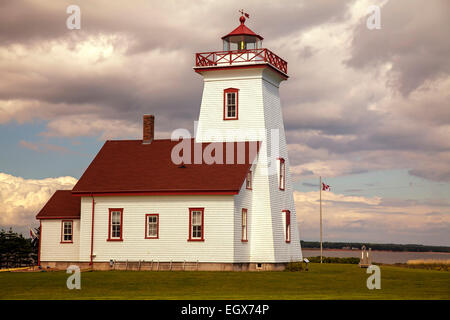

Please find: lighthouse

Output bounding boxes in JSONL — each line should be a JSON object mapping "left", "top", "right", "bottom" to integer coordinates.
{"left": 194, "top": 13, "right": 302, "bottom": 264}
{"left": 36, "top": 12, "right": 301, "bottom": 271}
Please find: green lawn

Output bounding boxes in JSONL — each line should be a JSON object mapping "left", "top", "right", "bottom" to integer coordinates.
{"left": 0, "top": 263, "right": 449, "bottom": 299}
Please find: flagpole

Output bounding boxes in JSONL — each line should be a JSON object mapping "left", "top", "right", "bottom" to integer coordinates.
{"left": 320, "top": 176, "right": 323, "bottom": 264}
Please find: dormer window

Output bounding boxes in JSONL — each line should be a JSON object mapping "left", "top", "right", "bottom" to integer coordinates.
{"left": 224, "top": 88, "right": 239, "bottom": 120}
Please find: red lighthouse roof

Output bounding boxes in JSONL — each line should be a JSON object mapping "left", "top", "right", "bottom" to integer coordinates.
{"left": 222, "top": 15, "right": 263, "bottom": 40}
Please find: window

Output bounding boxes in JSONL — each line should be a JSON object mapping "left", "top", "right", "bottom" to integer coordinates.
{"left": 279, "top": 158, "right": 285, "bottom": 190}
{"left": 108, "top": 208, "right": 123, "bottom": 241}
{"left": 145, "top": 214, "right": 159, "bottom": 239}
{"left": 242, "top": 208, "right": 248, "bottom": 242}
{"left": 246, "top": 170, "right": 252, "bottom": 190}
{"left": 61, "top": 220, "right": 73, "bottom": 243}
{"left": 188, "top": 208, "right": 204, "bottom": 241}
{"left": 283, "top": 210, "right": 291, "bottom": 243}
{"left": 223, "top": 88, "right": 239, "bottom": 120}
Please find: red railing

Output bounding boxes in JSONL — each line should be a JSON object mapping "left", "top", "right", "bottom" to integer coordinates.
{"left": 195, "top": 48, "right": 287, "bottom": 74}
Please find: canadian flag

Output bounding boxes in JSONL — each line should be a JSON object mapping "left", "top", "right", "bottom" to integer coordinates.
{"left": 322, "top": 183, "right": 330, "bottom": 191}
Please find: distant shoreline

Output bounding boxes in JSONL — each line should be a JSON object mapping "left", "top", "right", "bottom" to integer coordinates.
{"left": 300, "top": 241, "right": 450, "bottom": 253}
{"left": 302, "top": 248, "right": 450, "bottom": 254}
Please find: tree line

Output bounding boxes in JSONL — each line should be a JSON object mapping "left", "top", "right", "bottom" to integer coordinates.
{"left": 0, "top": 228, "right": 38, "bottom": 269}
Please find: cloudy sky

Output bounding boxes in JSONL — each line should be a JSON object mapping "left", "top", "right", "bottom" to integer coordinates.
{"left": 0, "top": 0, "right": 449, "bottom": 246}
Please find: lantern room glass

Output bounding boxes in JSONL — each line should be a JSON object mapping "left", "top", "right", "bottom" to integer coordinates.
{"left": 223, "top": 35, "right": 262, "bottom": 51}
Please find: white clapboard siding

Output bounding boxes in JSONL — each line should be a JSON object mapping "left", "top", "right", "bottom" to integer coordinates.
{"left": 262, "top": 75, "right": 302, "bottom": 262}
{"left": 196, "top": 66, "right": 302, "bottom": 263}
{"left": 40, "top": 219, "right": 80, "bottom": 261}
{"left": 233, "top": 163, "right": 254, "bottom": 262}
{"left": 79, "top": 195, "right": 236, "bottom": 263}
{"left": 196, "top": 68, "right": 266, "bottom": 142}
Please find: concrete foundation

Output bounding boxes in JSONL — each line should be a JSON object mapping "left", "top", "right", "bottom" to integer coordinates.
{"left": 39, "top": 261, "right": 289, "bottom": 271}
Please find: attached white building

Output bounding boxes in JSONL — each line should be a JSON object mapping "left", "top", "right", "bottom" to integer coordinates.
{"left": 36, "top": 15, "right": 302, "bottom": 271}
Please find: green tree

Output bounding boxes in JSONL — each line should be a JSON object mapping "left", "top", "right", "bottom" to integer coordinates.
{"left": 0, "top": 228, "right": 34, "bottom": 268}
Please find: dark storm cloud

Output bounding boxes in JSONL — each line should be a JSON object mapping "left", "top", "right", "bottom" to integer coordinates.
{"left": 346, "top": 0, "right": 450, "bottom": 95}
{"left": 0, "top": 0, "right": 355, "bottom": 51}
{"left": 408, "top": 168, "right": 450, "bottom": 183}
{"left": 238, "top": 0, "right": 355, "bottom": 40}
{"left": 284, "top": 108, "right": 382, "bottom": 136}
{"left": 295, "top": 128, "right": 448, "bottom": 154}
{"left": 0, "top": 0, "right": 449, "bottom": 183}
{"left": 0, "top": 0, "right": 357, "bottom": 134}
{"left": 0, "top": 0, "right": 66, "bottom": 44}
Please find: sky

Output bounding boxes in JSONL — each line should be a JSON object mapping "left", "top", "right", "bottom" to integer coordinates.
{"left": 0, "top": 0, "right": 449, "bottom": 246}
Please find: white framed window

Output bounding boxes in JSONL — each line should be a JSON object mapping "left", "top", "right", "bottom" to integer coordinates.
{"left": 224, "top": 88, "right": 239, "bottom": 120}
{"left": 279, "top": 158, "right": 285, "bottom": 190}
{"left": 146, "top": 214, "right": 159, "bottom": 239}
{"left": 61, "top": 220, "right": 73, "bottom": 243}
{"left": 189, "top": 208, "right": 204, "bottom": 241}
{"left": 242, "top": 208, "right": 248, "bottom": 242}
{"left": 284, "top": 210, "right": 291, "bottom": 243}
{"left": 108, "top": 209, "right": 123, "bottom": 241}
{"left": 246, "top": 170, "right": 252, "bottom": 190}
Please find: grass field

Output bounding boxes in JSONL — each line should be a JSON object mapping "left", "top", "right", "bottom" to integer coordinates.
{"left": 0, "top": 263, "right": 449, "bottom": 300}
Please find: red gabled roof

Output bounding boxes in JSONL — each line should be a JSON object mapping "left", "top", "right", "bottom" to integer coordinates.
{"left": 71, "top": 139, "right": 260, "bottom": 195}
{"left": 222, "top": 19, "right": 263, "bottom": 40}
{"left": 36, "top": 190, "right": 80, "bottom": 219}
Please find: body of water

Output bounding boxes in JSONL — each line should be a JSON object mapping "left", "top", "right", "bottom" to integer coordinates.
{"left": 302, "top": 249, "right": 450, "bottom": 264}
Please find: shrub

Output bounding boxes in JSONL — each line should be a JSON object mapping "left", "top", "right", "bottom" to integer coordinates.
{"left": 306, "top": 256, "right": 360, "bottom": 264}
{"left": 285, "top": 261, "right": 304, "bottom": 272}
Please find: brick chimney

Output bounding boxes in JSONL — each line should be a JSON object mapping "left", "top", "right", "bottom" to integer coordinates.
{"left": 143, "top": 115, "right": 154, "bottom": 144}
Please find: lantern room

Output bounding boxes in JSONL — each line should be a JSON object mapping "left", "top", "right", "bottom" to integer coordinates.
{"left": 222, "top": 15, "right": 263, "bottom": 51}
{"left": 195, "top": 12, "right": 288, "bottom": 76}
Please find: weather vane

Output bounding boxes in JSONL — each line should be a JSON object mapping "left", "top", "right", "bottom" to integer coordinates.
{"left": 239, "top": 9, "right": 250, "bottom": 19}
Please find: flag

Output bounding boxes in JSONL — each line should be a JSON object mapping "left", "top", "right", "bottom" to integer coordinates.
{"left": 322, "top": 182, "right": 330, "bottom": 191}
{"left": 30, "top": 228, "right": 37, "bottom": 239}
{"left": 244, "top": 13, "right": 250, "bottom": 18}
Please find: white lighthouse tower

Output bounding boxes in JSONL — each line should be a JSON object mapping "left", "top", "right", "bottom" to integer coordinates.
{"left": 194, "top": 13, "right": 302, "bottom": 264}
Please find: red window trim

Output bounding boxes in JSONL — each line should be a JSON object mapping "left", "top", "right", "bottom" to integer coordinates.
{"left": 241, "top": 208, "right": 248, "bottom": 242}
{"left": 188, "top": 208, "right": 204, "bottom": 242}
{"left": 246, "top": 170, "right": 252, "bottom": 190}
{"left": 278, "top": 158, "right": 286, "bottom": 191}
{"left": 107, "top": 208, "right": 123, "bottom": 241}
{"left": 145, "top": 214, "right": 159, "bottom": 239}
{"left": 223, "top": 88, "right": 239, "bottom": 120}
{"left": 60, "top": 220, "right": 73, "bottom": 244}
{"left": 283, "top": 210, "right": 291, "bottom": 243}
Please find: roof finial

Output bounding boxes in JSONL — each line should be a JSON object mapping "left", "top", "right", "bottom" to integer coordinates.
{"left": 238, "top": 9, "right": 250, "bottom": 24}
